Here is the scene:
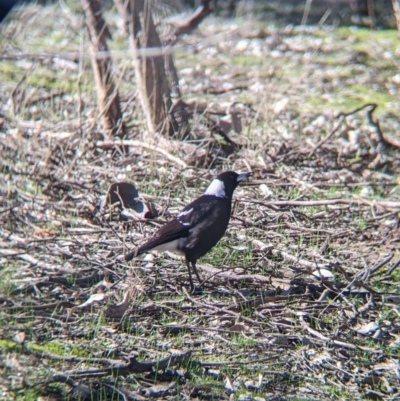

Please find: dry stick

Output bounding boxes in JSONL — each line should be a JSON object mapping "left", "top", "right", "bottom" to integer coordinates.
{"left": 369, "top": 252, "right": 394, "bottom": 276}
{"left": 0, "top": 249, "right": 60, "bottom": 271}
{"left": 317, "top": 8, "right": 332, "bottom": 28}
{"left": 366, "top": 103, "right": 400, "bottom": 149}
{"left": 384, "top": 258, "right": 400, "bottom": 277}
{"left": 308, "top": 113, "right": 345, "bottom": 157}
{"left": 0, "top": 47, "right": 175, "bottom": 62}
{"left": 309, "top": 103, "right": 379, "bottom": 157}
{"left": 77, "top": 26, "right": 85, "bottom": 130}
{"left": 24, "top": 90, "right": 65, "bottom": 107}
{"left": 183, "top": 287, "right": 274, "bottom": 329}
{"left": 200, "top": 355, "right": 282, "bottom": 368}
{"left": 5, "top": 301, "right": 76, "bottom": 312}
{"left": 96, "top": 139, "right": 188, "bottom": 168}
{"left": 299, "top": 317, "right": 380, "bottom": 353}
{"left": 196, "top": 264, "right": 274, "bottom": 284}
{"left": 318, "top": 263, "right": 375, "bottom": 319}
{"left": 28, "top": 347, "right": 127, "bottom": 365}
{"left": 169, "top": 0, "right": 212, "bottom": 38}
{"left": 252, "top": 198, "right": 400, "bottom": 210}
{"left": 62, "top": 350, "right": 192, "bottom": 378}
{"left": 10, "top": 63, "right": 34, "bottom": 117}
{"left": 301, "top": 0, "right": 313, "bottom": 25}
{"left": 0, "top": 203, "right": 19, "bottom": 214}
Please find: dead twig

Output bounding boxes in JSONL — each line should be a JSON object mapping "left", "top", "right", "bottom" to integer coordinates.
{"left": 62, "top": 350, "right": 192, "bottom": 378}
{"left": 168, "top": 0, "right": 212, "bottom": 39}
{"left": 299, "top": 317, "right": 380, "bottom": 353}
{"left": 366, "top": 103, "right": 400, "bottom": 149}
{"left": 253, "top": 198, "right": 400, "bottom": 211}
{"left": 96, "top": 139, "right": 188, "bottom": 168}
{"left": 308, "top": 103, "right": 393, "bottom": 157}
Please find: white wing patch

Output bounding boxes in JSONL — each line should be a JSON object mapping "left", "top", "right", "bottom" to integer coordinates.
{"left": 178, "top": 208, "right": 193, "bottom": 218}
{"left": 204, "top": 179, "right": 226, "bottom": 198}
{"left": 178, "top": 208, "right": 193, "bottom": 226}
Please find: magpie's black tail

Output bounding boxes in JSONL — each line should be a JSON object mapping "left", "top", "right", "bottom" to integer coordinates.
{"left": 122, "top": 243, "right": 151, "bottom": 262}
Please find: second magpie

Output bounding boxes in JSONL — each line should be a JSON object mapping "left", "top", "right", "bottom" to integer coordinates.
{"left": 123, "top": 171, "right": 251, "bottom": 291}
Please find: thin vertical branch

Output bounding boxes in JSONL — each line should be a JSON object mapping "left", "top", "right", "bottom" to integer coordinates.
{"left": 301, "top": 0, "right": 313, "bottom": 25}
{"left": 367, "top": 0, "right": 376, "bottom": 29}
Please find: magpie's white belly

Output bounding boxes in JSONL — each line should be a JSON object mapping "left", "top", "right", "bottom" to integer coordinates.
{"left": 152, "top": 239, "right": 186, "bottom": 255}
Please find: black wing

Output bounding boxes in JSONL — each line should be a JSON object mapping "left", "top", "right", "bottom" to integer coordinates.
{"left": 137, "top": 196, "right": 223, "bottom": 254}
{"left": 137, "top": 218, "right": 189, "bottom": 254}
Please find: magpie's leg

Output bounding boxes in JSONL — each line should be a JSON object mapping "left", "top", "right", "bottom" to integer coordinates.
{"left": 191, "top": 262, "right": 203, "bottom": 286}
{"left": 185, "top": 258, "right": 195, "bottom": 292}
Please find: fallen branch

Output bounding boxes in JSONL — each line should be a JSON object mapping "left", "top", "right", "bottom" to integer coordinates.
{"left": 252, "top": 198, "right": 400, "bottom": 211}
{"left": 169, "top": 0, "right": 212, "bottom": 38}
{"left": 96, "top": 139, "right": 188, "bottom": 168}
{"left": 366, "top": 103, "right": 400, "bottom": 149}
{"left": 299, "top": 317, "right": 380, "bottom": 353}
{"left": 308, "top": 113, "right": 346, "bottom": 157}
{"left": 0, "top": 249, "right": 60, "bottom": 271}
{"left": 61, "top": 350, "right": 192, "bottom": 378}
{"left": 308, "top": 103, "right": 400, "bottom": 156}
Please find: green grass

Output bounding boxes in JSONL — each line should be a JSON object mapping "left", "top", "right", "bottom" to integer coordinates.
{"left": 0, "top": 61, "right": 26, "bottom": 83}
{"left": 13, "top": 389, "right": 42, "bottom": 401}
{"left": 28, "top": 340, "right": 86, "bottom": 357}
{"left": 336, "top": 26, "right": 399, "bottom": 45}
{"left": 201, "top": 236, "right": 254, "bottom": 269}
{"left": 0, "top": 339, "right": 20, "bottom": 350}
{"left": 355, "top": 219, "right": 367, "bottom": 230}
{"left": 0, "top": 266, "right": 16, "bottom": 296}
{"left": 231, "top": 55, "right": 264, "bottom": 67}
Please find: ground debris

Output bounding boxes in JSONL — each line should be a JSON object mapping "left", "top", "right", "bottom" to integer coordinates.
{"left": 1, "top": 3, "right": 400, "bottom": 401}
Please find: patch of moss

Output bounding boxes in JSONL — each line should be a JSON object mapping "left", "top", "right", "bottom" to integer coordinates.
{"left": 28, "top": 340, "right": 87, "bottom": 357}
{"left": 304, "top": 83, "right": 395, "bottom": 114}
{"left": 231, "top": 54, "right": 263, "bottom": 66}
{"left": 0, "top": 61, "right": 26, "bottom": 82}
{"left": 26, "top": 69, "right": 76, "bottom": 92}
{"left": 0, "top": 339, "right": 19, "bottom": 350}
{"left": 344, "top": 84, "right": 395, "bottom": 108}
{"left": 336, "top": 27, "right": 399, "bottom": 42}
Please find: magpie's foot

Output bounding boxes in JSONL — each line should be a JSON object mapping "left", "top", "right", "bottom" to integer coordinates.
{"left": 190, "top": 285, "right": 203, "bottom": 295}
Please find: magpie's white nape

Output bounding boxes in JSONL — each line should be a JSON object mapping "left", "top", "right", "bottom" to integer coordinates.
{"left": 123, "top": 171, "right": 252, "bottom": 292}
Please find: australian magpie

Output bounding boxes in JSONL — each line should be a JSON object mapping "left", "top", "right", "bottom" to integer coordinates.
{"left": 123, "top": 171, "right": 251, "bottom": 291}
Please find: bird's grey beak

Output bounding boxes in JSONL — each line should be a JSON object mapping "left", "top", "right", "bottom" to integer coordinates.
{"left": 237, "top": 172, "right": 252, "bottom": 182}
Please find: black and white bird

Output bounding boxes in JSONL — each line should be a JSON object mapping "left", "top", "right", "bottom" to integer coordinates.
{"left": 123, "top": 171, "right": 252, "bottom": 291}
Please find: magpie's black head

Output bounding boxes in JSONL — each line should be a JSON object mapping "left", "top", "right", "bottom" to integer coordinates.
{"left": 204, "top": 171, "right": 252, "bottom": 199}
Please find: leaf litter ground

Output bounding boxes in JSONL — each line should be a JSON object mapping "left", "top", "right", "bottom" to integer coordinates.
{"left": 0, "top": 3, "right": 400, "bottom": 401}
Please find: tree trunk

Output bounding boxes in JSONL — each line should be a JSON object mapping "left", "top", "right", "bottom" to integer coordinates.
{"left": 81, "top": 0, "right": 125, "bottom": 138}
{"left": 122, "top": 0, "right": 178, "bottom": 136}
{"left": 393, "top": 0, "right": 400, "bottom": 31}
